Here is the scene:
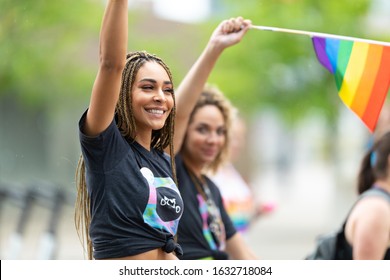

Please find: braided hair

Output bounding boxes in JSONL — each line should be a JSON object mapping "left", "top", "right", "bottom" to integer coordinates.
{"left": 75, "top": 51, "right": 177, "bottom": 259}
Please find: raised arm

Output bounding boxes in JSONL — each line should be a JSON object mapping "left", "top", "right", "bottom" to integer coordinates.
{"left": 83, "top": 0, "right": 128, "bottom": 136}
{"left": 173, "top": 17, "right": 251, "bottom": 153}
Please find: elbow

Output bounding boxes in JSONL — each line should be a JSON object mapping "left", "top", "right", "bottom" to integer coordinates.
{"left": 99, "top": 55, "right": 125, "bottom": 74}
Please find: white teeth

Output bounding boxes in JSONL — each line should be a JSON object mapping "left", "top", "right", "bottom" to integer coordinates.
{"left": 147, "top": 109, "right": 164, "bottom": 115}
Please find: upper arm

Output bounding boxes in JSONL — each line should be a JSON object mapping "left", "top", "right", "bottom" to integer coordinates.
{"left": 84, "top": 64, "right": 124, "bottom": 137}
{"left": 83, "top": 0, "right": 128, "bottom": 137}
{"left": 349, "top": 198, "right": 390, "bottom": 259}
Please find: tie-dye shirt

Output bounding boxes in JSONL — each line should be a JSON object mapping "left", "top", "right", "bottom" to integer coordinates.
{"left": 175, "top": 155, "right": 236, "bottom": 260}
{"left": 79, "top": 111, "right": 183, "bottom": 259}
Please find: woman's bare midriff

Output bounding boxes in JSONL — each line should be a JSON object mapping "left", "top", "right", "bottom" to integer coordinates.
{"left": 100, "top": 248, "right": 178, "bottom": 260}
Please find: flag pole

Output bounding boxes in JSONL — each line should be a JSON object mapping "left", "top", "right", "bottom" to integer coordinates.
{"left": 250, "top": 25, "right": 390, "bottom": 47}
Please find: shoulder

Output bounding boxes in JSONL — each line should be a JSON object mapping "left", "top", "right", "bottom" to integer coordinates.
{"left": 353, "top": 190, "right": 390, "bottom": 215}
{"left": 349, "top": 194, "right": 390, "bottom": 230}
{"left": 79, "top": 109, "right": 119, "bottom": 141}
{"left": 357, "top": 189, "right": 390, "bottom": 213}
{"left": 345, "top": 189, "right": 390, "bottom": 246}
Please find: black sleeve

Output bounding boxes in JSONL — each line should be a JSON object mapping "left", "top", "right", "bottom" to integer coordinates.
{"left": 78, "top": 109, "right": 128, "bottom": 173}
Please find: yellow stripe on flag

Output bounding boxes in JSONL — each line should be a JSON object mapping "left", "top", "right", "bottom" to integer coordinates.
{"left": 339, "top": 42, "right": 369, "bottom": 106}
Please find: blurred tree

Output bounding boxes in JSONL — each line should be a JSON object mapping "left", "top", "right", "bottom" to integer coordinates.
{"left": 204, "top": 0, "right": 382, "bottom": 126}
{"left": 1, "top": 0, "right": 388, "bottom": 185}
{"left": 0, "top": 0, "right": 101, "bottom": 107}
{"left": 202, "top": 0, "right": 390, "bottom": 183}
{"left": 0, "top": 0, "right": 387, "bottom": 124}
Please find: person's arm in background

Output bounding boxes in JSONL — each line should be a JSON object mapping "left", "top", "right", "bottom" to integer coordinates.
{"left": 226, "top": 233, "right": 259, "bottom": 259}
{"left": 172, "top": 17, "right": 251, "bottom": 153}
{"left": 218, "top": 180, "right": 259, "bottom": 260}
{"left": 350, "top": 198, "right": 390, "bottom": 259}
{"left": 84, "top": 0, "right": 128, "bottom": 137}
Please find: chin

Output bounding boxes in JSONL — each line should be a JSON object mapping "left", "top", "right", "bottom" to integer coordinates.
{"left": 152, "top": 125, "right": 165, "bottom": 130}
{"left": 202, "top": 156, "right": 216, "bottom": 165}
{"left": 150, "top": 122, "right": 166, "bottom": 130}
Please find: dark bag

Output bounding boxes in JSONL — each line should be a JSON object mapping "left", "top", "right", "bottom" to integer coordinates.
{"left": 305, "top": 228, "right": 343, "bottom": 260}
{"left": 305, "top": 187, "right": 390, "bottom": 260}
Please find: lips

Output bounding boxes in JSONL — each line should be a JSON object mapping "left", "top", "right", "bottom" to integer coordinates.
{"left": 202, "top": 148, "right": 218, "bottom": 157}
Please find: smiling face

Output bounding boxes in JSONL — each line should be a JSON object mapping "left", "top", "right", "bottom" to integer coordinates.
{"left": 131, "top": 61, "right": 174, "bottom": 135}
{"left": 181, "top": 104, "right": 227, "bottom": 172}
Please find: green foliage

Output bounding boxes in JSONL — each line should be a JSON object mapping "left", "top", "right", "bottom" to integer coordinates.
{"left": 0, "top": 0, "right": 101, "bottom": 107}
{"left": 1, "top": 0, "right": 387, "bottom": 126}
{"left": 203, "top": 0, "right": 376, "bottom": 124}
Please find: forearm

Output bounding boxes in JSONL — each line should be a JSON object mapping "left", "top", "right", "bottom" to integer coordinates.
{"left": 226, "top": 232, "right": 259, "bottom": 260}
{"left": 175, "top": 17, "right": 250, "bottom": 117}
{"left": 85, "top": 0, "right": 128, "bottom": 136}
{"left": 173, "top": 17, "right": 251, "bottom": 152}
{"left": 175, "top": 42, "right": 223, "bottom": 118}
{"left": 99, "top": 0, "right": 128, "bottom": 68}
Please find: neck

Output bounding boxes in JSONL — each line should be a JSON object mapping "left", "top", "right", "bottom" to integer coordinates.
{"left": 181, "top": 156, "right": 203, "bottom": 178}
{"left": 134, "top": 132, "right": 152, "bottom": 151}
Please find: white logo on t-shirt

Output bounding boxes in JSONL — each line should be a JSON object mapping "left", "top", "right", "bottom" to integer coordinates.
{"left": 160, "top": 196, "right": 181, "bottom": 213}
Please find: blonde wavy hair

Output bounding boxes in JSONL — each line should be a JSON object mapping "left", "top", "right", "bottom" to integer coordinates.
{"left": 185, "top": 84, "right": 236, "bottom": 174}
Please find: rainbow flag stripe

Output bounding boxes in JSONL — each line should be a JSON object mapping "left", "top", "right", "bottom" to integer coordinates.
{"left": 312, "top": 36, "right": 390, "bottom": 132}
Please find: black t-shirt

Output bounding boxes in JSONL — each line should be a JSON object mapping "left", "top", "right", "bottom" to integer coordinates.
{"left": 175, "top": 155, "right": 236, "bottom": 260}
{"left": 79, "top": 111, "right": 183, "bottom": 259}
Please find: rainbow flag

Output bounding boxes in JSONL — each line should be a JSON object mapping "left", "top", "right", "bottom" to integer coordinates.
{"left": 312, "top": 36, "right": 390, "bottom": 132}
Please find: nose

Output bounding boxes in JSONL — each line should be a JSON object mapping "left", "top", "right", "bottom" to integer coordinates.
{"left": 153, "top": 88, "right": 166, "bottom": 103}
{"left": 206, "top": 131, "right": 223, "bottom": 144}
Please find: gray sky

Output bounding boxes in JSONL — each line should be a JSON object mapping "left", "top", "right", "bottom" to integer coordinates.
{"left": 128, "top": 0, "right": 211, "bottom": 23}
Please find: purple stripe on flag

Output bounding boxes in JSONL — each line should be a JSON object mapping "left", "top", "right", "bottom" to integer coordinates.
{"left": 312, "top": 36, "right": 334, "bottom": 73}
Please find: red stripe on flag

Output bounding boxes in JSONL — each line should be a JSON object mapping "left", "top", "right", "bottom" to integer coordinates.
{"left": 362, "top": 46, "right": 390, "bottom": 132}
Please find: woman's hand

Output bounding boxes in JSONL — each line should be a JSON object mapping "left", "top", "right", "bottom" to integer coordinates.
{"left": 209, "top": 17, "right": 252, "bottom": 50}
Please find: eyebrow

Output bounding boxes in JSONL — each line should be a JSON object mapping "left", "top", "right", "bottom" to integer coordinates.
{"left": 139, "top": 78, "right": 172, "bottom": 86}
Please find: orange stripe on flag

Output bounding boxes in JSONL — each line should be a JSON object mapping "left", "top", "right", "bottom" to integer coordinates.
{"left": 350, "top": 44, "right": 383, "bottom": 117}
{"left": 362, "top": 46, "right": 390, "bottom": 132}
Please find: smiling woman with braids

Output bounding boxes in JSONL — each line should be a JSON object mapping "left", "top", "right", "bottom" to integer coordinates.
{"left": 74, "top": 0, "right": 252, "bottom": 260}
{"left": 75, "top": 0, "right": 181, "bottom": 260}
